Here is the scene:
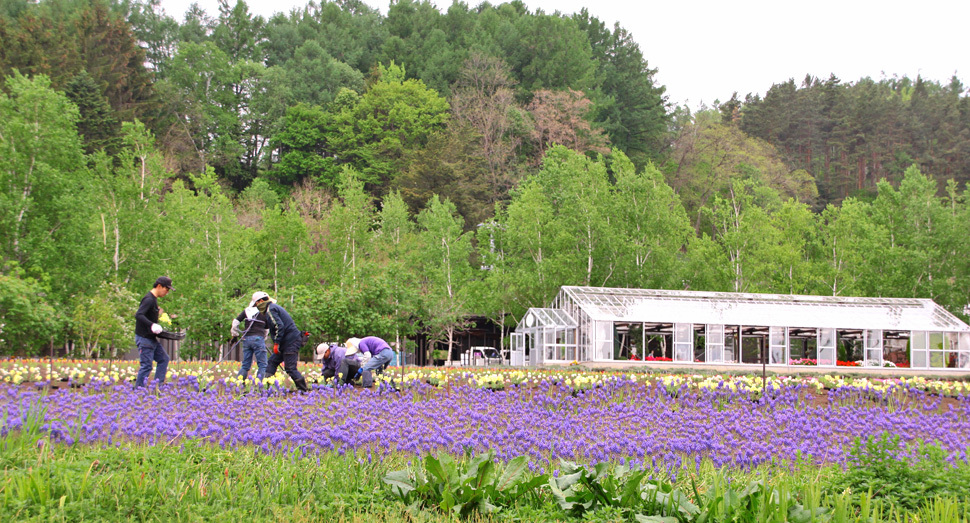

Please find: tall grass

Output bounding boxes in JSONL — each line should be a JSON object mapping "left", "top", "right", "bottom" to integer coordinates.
{"left": 2, "top": 411, "right": 968, "bottom": 522}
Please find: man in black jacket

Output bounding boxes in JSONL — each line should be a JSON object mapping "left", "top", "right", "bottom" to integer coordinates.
{"left": 261, "top": 297, "right": 309, "bottom": 392}
{"left": 134, "top": 276, "right": 173, "bottom": 387}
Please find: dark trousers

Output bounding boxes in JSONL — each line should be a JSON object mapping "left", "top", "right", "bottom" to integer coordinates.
{"left": 135, "top": 335, "right": 169, "bottom": 387}
{"left": 266, "top": 338, "right": 304, "bottom": 382}
{"left": 322, "top": 359, "right": 360, "bottom": 385}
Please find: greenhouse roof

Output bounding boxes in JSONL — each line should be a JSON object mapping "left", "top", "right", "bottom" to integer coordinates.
{"left": 557, "top": 286, "right": 970, "bottom": 332}
{"left": 520, "top": 308, "right": 579, "bottom": 329}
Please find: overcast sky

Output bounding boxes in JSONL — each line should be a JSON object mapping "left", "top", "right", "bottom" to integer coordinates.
{"left": 157, "top": 0, "right": 969, "bottom": 110}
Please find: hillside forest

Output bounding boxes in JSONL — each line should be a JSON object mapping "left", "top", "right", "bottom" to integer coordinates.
{"left": 2, "top": 0, "right": 970, "bottom": 358}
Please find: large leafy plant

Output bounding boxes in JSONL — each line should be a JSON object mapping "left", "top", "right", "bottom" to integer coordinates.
{"left": 383, "top": 451, "right": 547, "bottom": 517}
{"left": 548, "top": 459, "right": 698, "bottom": 520}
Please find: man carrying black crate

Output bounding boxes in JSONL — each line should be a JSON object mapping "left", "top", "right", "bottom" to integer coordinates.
{"left": 134, "top": 276, "right": 174, "bottom": 387}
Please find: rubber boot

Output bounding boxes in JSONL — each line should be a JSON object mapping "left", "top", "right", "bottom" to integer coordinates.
{"left": 294, "top": 377, "right": 309, "bottom": 393}
{"left": 361, "top": 369, "right": 375, "bottom": 388}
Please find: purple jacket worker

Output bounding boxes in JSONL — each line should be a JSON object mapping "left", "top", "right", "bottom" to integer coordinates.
{"left": 346, "top": 336, "right": 395, "bottom": 388}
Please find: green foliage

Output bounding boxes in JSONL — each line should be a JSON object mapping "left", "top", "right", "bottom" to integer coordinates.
{"left": 384, "top": 451, "right": 547, "bottom": 517}
{"left": 270, "top": 103, "right": 338, "bottom": 186}
{"left": 5, "top": 0, "right": 970, "bottom": 360}
{"left": 63, "top": 70, "right": 121, "bottom": 156}
{"left": 823, "top": 432, "right": 970, "bottom": 511}
{"left": 0, "top": 417, "right": 426, "bottom": 522}
{"left": 549, "top": 460, "right": 698, "bottom": 520}
{"left": 740, "top": 74, "right": 970, "bottom": 206}
{"left": 573, "top": 10, "right": 670, "bottom": 168}
{"left": 325, "top": 63, "right": 450, "bottom": 192}
{"left": 0, "top": 265, "right": 62, "bottom": 355}
{"left": 69, "top": 281, "right": 136, "bottom": 359}
{"left": 0, "top": 72, "right": 98, "bottom": 302}
{"left": 239, "top": 177, "right": 281, "bottom": 210}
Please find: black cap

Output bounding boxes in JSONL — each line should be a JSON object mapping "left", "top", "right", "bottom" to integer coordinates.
{"left": 154, "top": 276, "right": 174, "bottom": 290}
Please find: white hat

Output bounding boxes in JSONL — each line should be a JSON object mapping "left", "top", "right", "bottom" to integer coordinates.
{"left": 345, "top": 337, "right": 361, "bottom": 353}
{"left": 316, "top": 343, "right": 329, "bottom": 355}
{"left": 249, "top": 291, "right": 270, "bottom": 307}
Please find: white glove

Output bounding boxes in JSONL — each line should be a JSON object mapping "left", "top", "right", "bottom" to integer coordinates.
{"left": 151, "top": 323, "right": 163, "bottom": 334}
{"left": 230, "top": 319, "right": 241, "bottom": 337}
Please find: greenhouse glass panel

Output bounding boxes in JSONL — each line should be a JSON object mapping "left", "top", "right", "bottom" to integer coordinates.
{"left": 544, "top": 329, "right": 556, "bottom": 361}
{"left": 674, "top": 323, "right": 693, "bottom": 362}
{"left": 912, "top": 350, "right": 927, "bottom": 368}
{"left": 958, "top": 352, "right": 970, "bottom": 369}
{"left": 596, "top": 321, "right": 612, "bottom": 361}
{"left": 510, "top": 333, "right": 524, "bottom": 366}
{"left": 769, "top": 327, "right": 786, "bottom": 365}
{"left": 706, "top": 324, "right": 724, "bottom": 363}
{"left": 865, "top": 329, "right": 883, "bottom": 366}
{"left": 818, "top": 328, "right": 836, "bottom": 366}
{"left": 910, "top": 331, "right": 925, "bottom": 368}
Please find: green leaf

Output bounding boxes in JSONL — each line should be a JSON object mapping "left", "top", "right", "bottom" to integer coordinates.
{"left": 620, "top": 470, "right": 648, "bottom": 508}
{"left": 635, "top": 515, "right": 680, "bottom": 523}
{"left": 496, "top": 456, "right": 529, "bottom": 492}
{"left": 440, "top": 488, "right": 456, "bottom": 512}
{"left": 548, "top": 476, "right": 573, "bottom": 511}
{"left": 383, "top": 470, "right": 415, "bottom": 498}
{"left": 474, "top": 459, "right": 496, "bottom": 489}
{"left": 424, "top": 455, "right": 449, "bottom": 485}
{"left": 555, "top": 469, "right": 585, "bottom": 492}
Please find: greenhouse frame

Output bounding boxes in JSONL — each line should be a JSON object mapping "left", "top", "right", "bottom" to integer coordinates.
{"left": 511, "top": 286, "right": 970, "bottom": 370}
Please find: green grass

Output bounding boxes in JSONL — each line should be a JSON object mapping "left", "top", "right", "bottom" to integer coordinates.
{"left": 1, "top": 414, "right": 969, "bottom": 522}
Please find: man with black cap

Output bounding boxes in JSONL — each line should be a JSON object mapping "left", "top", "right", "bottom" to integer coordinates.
{"left": 261, "top": 296, "right": 309, "bottom": 392}
{"left": 134, "top": 276, "right": 173, "bottom": 387}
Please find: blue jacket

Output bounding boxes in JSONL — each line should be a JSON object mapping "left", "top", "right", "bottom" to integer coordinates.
{"left": 266, "top": 302, "right": 300, "bottom": 346}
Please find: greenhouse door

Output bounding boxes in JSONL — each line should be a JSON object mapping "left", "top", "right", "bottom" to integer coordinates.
{"left": 818, "top": 328, "right": 836, "bottom": 367}
{"left": 769, "top": 327, "right": 787, "bottom": 365}
{"left": 674, "top": 323, "right": 693, "bottom": 362}
{"left": 510, "top": 332, "right": 525, "bottom": 366}
{"left": 865, "top": 329, "right": 883, "bottom": 366}
{"left": 705, "top": 324, "right": 724, "bottom": 363}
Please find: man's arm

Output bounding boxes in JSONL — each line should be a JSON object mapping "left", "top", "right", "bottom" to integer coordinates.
{"left": 231, "top": 310, "right": 246, "bottom": 336}
{"left": 134, "top": 295, "right": 155, "bottom": 330}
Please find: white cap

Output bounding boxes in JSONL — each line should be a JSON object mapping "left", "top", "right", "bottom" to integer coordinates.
{"left": 345, "top": 337, "right": 361, "bottom": 352}
{"left": 316, "top": 343, "right": 329, "bottom": 354}
{"left": 249, "top": 291, "right": 270, "bottom": 307}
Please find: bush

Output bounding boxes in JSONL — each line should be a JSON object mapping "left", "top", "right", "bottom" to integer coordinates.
{"left": 823, "top": 432, "right": 970, "bottom": 511}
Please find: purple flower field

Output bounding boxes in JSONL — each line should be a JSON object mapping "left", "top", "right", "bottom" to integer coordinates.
{"left": 2, "top": 376, "right": 969, "bottom": 474}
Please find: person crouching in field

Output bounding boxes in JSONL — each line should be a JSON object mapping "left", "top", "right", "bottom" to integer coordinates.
{"left": 319, "top": 342, "right": 361, "bottom": 385}
{"left": 230, "top": 291, "right": 270, "bottom": 381}
{"left": 346, "top": 336, "right": 395, "bottom": 388}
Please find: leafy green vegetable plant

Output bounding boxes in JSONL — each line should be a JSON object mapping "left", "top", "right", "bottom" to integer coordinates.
{"left": 383, "top": 451, "right": 547, "bottom": 517}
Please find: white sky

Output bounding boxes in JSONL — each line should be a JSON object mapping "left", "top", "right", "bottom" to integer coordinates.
{"left": 157, "top": 0, "right": 970, "bottom": 110}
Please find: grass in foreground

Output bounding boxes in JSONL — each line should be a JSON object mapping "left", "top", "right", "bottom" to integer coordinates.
{"left": 2, "top": 418, "right": 970, "bottom": 523}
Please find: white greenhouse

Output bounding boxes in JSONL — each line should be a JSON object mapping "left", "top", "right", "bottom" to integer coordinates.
{"left": 511, "top": 286, "right": 970, "bottom": 370}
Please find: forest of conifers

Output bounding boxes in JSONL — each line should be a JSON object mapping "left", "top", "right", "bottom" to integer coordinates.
{"left": 1, "top": 0, "right": 970, "bottom": 357}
